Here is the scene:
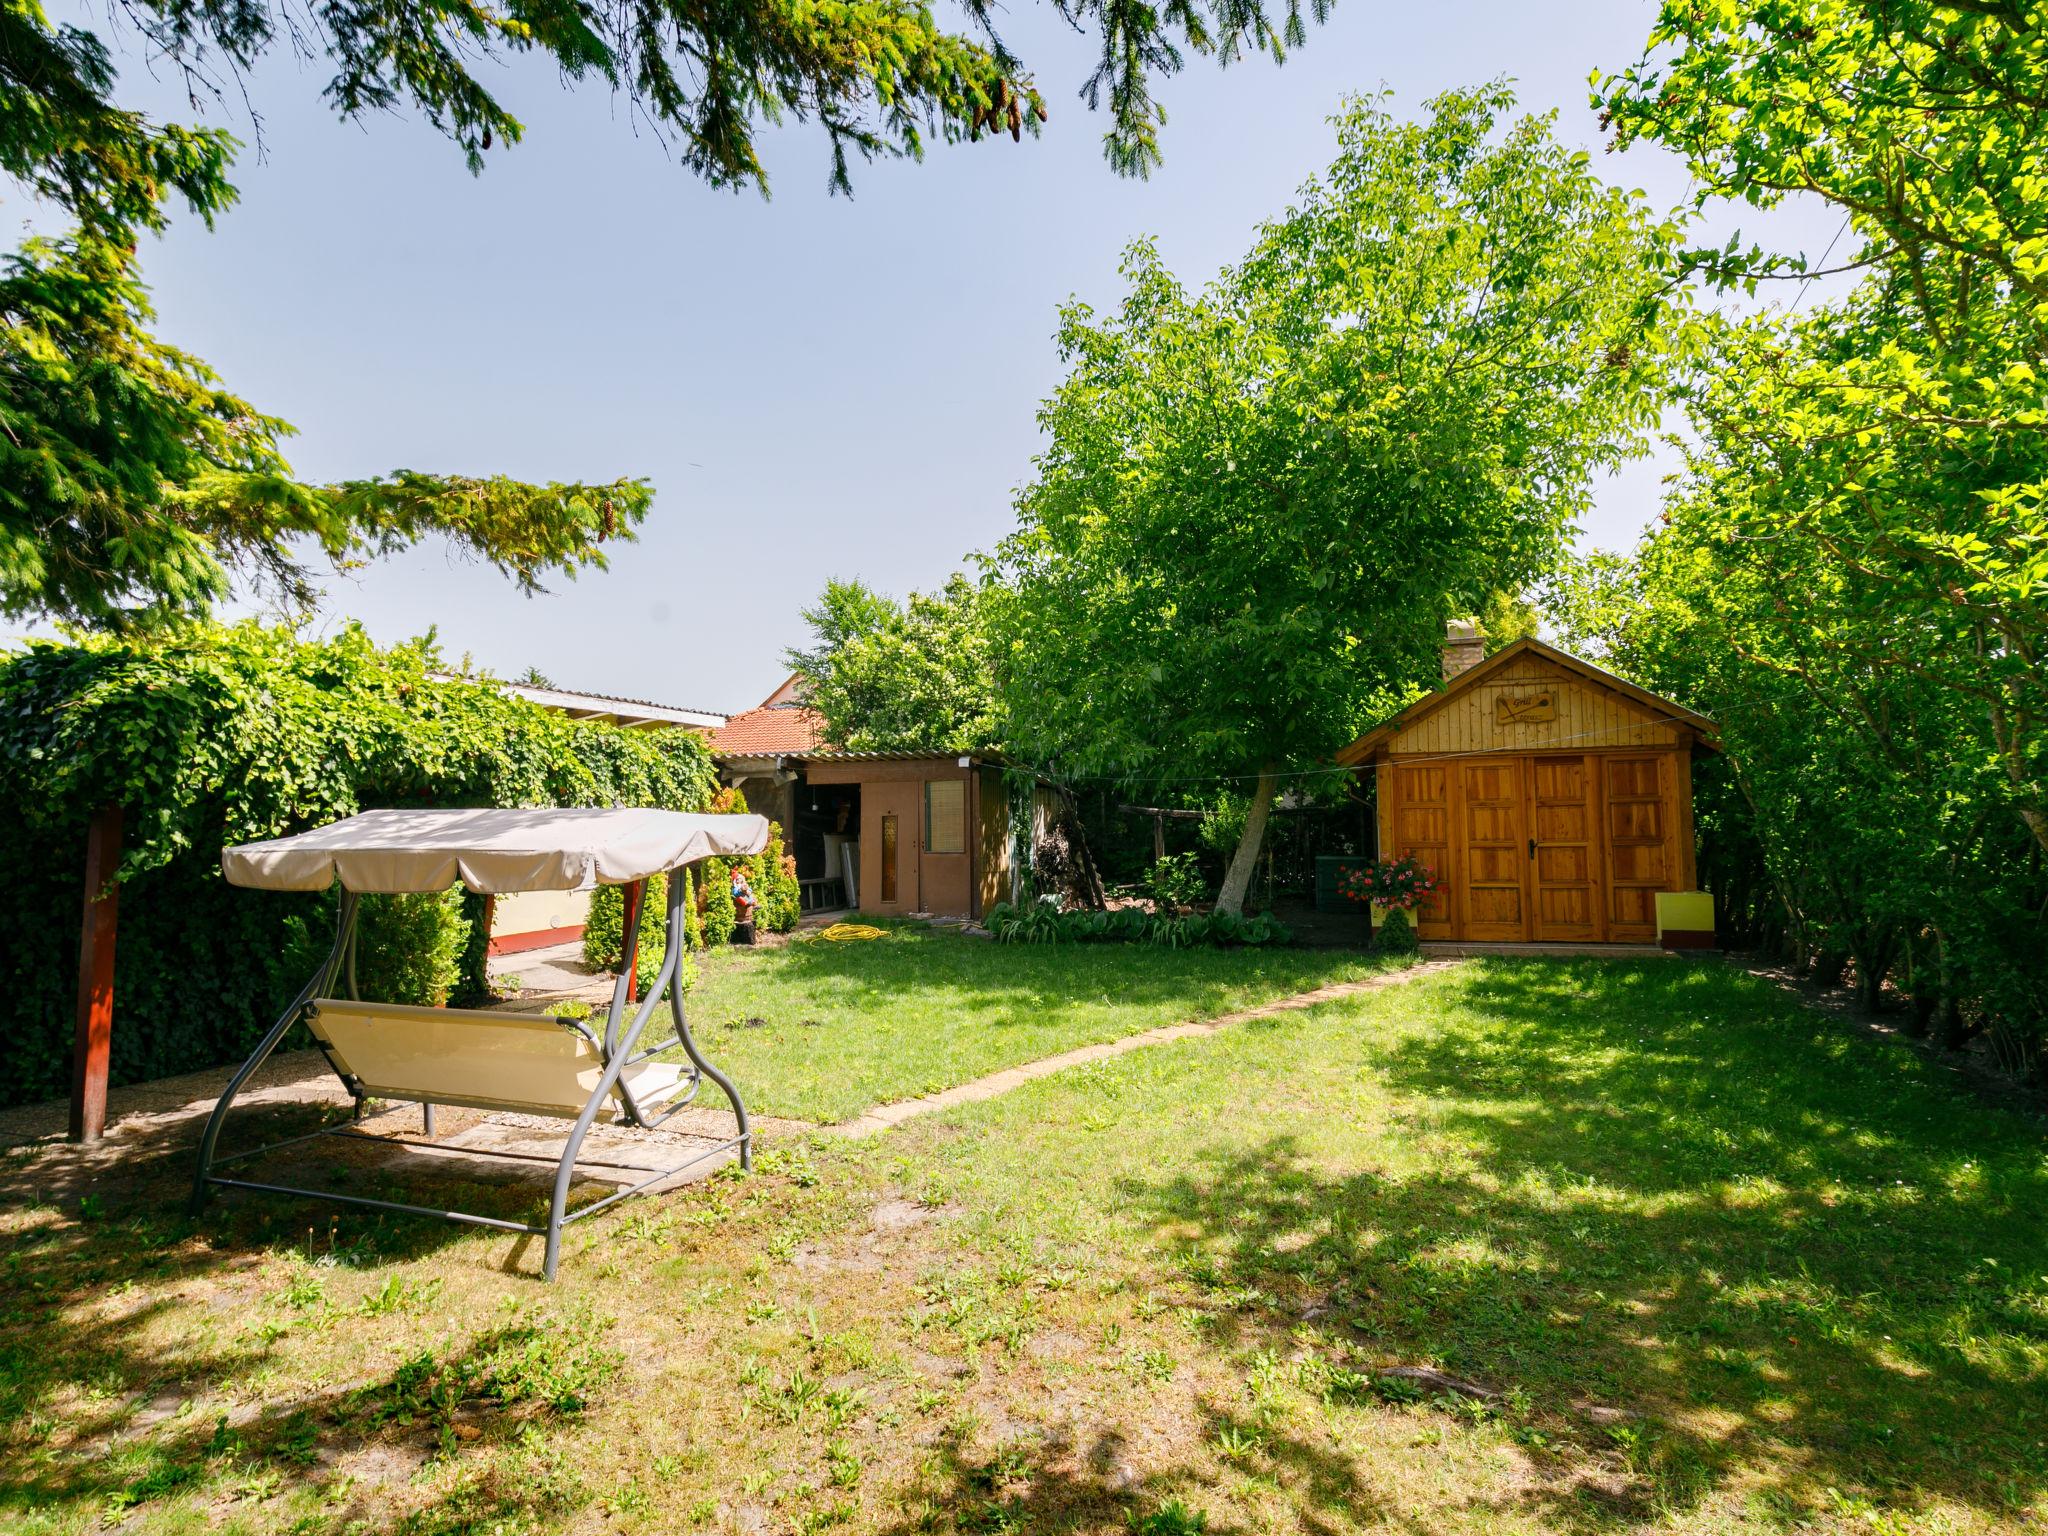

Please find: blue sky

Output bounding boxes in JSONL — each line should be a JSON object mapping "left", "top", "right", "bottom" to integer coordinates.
{"left": 20, "top": 0, "right": 1840, "bottom": 711}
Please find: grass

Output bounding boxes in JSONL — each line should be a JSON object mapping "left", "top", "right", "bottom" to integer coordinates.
{"left": 661, "top": 924, "right": 1397, "bottom": 1122}
{"left": 2, "top": 956, "right": 2043, "bottom": 1536}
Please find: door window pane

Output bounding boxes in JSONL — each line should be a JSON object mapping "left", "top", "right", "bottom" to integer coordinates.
{"left": 924, "top": 780, "right": 965, "bottom": 854}
{"left": 880, "top": 815, "right": 898, "bottom": 903}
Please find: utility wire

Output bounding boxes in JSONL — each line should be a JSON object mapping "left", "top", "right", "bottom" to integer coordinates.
{"left": 1002, "top": 705, "right": 1714, "bottom": 793}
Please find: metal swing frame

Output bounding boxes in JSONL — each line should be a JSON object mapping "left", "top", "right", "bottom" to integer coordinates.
{"left": 189, "top": 870, "right": 749, "bottom": 1280}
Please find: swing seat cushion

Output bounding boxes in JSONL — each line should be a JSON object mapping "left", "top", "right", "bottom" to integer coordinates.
{"left": 308, "top": 999, "right": 689, "bottom": 1121}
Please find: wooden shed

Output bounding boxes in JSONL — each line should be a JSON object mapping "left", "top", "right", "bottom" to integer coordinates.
{"left": 1336, "top": 636, "right": 1717, "bottom": 947}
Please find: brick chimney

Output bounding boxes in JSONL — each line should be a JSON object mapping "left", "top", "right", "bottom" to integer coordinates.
{"left": 1442, "top": 619, "right": 1485, "bottom": 681}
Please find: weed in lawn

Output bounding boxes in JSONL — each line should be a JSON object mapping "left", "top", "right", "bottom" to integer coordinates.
{"left": 273, "top": 1269, "right": 328, "bottom": 1312}
{"left": 355, "top": 1304, "right": 619, "bottom": 1428}
{"left": 357, "top": 1273, "right": 441, "bottom": 1316}
{"left": 1129, "top": 1498, "right": 1209, "bottom": 1534}
{"left": 826, "top": 1439, "right": 863, "bottom": 1487}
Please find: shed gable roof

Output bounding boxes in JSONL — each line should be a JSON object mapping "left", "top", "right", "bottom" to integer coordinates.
{"left": 1335, "top": 638, "right": 1716, "bottom": 765}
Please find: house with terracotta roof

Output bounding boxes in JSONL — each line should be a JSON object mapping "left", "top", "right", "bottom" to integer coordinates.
{"left": 709, "top": 677, "right": 1010, "bottom": 921}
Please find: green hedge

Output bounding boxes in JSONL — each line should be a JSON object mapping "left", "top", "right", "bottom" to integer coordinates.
{"left": 0, "top": 622, "right": 718, "bottom": 1108}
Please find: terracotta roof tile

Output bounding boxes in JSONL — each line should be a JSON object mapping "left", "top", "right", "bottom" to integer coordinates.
{"left": 709, "top": 704, "right": 830, "bottom": 756}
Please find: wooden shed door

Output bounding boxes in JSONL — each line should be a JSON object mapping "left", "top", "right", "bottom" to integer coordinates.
{"left": 1528, "top": 755, "right": 1601, "bottom": 942}
{"left": 1390, "top": 762, "right": 1453, "bottom": 938}
{"left": 863, "top": 781, "right": 922, "bottom": 914}
{"left": 1457, "top": 761, "right": 1527, "bottom": 940}
{"left": 1604, "top": 754, "right": 1674, "bottom": 942}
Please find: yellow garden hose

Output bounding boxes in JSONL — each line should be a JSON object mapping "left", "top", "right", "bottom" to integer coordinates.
{"left": 817, "top": 922, "right": 887, "bottom": 942}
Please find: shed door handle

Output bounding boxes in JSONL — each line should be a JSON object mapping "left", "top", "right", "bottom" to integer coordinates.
{"left": 1528, "top": 837, "right": 1537, "bottom": 860}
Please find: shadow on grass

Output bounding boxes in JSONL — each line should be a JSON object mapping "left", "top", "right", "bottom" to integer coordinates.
{"left": 0, "top": 1093, "right": 655, "bottom": 1531}
{"left": 864, "top": 1407, "right": 1400, "bottom": 1536}
{"left": 1121, "top": 959, "right": 2048, "bottom": 1529}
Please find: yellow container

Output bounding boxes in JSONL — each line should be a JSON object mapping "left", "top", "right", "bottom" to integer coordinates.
{"left": 1655, "top": 891, "right": 1716, "bottom": 949}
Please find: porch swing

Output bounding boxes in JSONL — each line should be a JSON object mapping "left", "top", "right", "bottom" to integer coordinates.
{"left": 190, "top": 806, "right": 768, "bottom": 1279}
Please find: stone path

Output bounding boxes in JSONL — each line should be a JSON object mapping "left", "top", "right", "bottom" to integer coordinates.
{"left": 829, "top": 958, "right": 1461, "bottom": 1138}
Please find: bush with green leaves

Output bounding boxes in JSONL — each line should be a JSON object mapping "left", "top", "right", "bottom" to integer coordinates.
{"left": 983, "top": 901, "right": 1291, "bottom": 949}
{"left": 583, "top": 874, "right": 668, "bottom": 972}
{"left": 701, "top": 872, "right": 738, "bottom": 947}
{"left": 580, "top": 872, "right": 702, "bottom": 994}
{"left": 355, "top": 890, "right": 467, "bottom": 1006}
{"left": 0, "top": 621, "right": 717, "bottom": 1107}
{"left": 1374, "top": 908, "right": 1419, "bottom": 956}
{"left": 1145, "top": 851, "right": 1209, "bottom": 916}
{"left": 756, "top": 822, "right": 801, "bottom": 933}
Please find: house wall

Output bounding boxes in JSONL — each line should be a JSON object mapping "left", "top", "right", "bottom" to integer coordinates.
{"left": 805, "top": 758, "right": 987, "bottom": 920}
{"left": 731, "top": 774, "right": 797, "bottom": 846}
{"left": 489, "top": 889, "right": 592, "bottom": 954}
{"left": 977, "top": 766, "right": 1011, "bottom": 913}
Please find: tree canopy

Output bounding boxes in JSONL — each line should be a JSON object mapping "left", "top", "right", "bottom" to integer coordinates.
{"left": 786, "top": 575, "right": 1000, "bottom": 753}
{"left": 0, "top": 0, "right": 652, "bottom": 627}
{"left": 993, "top": 87, "right": 1675, "bottom": 911}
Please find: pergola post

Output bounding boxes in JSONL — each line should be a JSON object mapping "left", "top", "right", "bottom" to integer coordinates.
{"left": 621, "top": 879, "right": 645, "bottom": 1004}
{"left": 69, "top": 803, "right": 123, "bottom": 1143}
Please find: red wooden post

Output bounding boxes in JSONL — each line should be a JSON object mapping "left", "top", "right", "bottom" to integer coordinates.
{"left": 69, "top": 804, "right": 123, "bottom": 1143}
{"left": 621, "top": 880, "right": 644, "bottom": 1005}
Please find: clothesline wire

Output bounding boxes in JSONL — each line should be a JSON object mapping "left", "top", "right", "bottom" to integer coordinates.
{"left": 998, "top": 705, "right": 1711, "bottom": 794}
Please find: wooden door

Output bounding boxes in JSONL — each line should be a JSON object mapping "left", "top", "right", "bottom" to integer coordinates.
{"left": 862, "top": 781, "right": 921, "bottom": 916}
{"left": 918, "top": 776, "right": 973, "bottom": 918}
{"left": 1527, "top": 755, "right": 1601, "bottom": 942}
{"left": 1388, "top": 761, "right": 1453, "bottom": 939}
{"left": 1603, "top": 754, "right": 1674, "bottom": 943}
{"left": 1456, "top": 759, "right": 1527, "bottom": 941}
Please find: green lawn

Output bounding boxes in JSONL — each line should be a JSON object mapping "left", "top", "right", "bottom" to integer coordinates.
{"left": 662, "top": 924, "right": 1396, "bottom": 1122}
{"left": 4, "top": 955, "right": 2043, "bottom": 1536}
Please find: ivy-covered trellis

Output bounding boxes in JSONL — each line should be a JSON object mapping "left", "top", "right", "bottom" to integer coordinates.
{"left": 0, "top": 622, "right": 721, "bottom": 1112}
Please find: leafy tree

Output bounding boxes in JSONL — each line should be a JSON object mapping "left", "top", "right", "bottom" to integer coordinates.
{"left": 1477, "top": 590, "right": 1541, "bottom": 653}
{"left": 995, "top": 87, "right": 1674, "bottom": 913}
{"left": 0, "top": 2, "right": 651, "bottom": 627}
{"left": 1572, "top": 0, "right": 2048, "bottom": 1072}
{"left": 787, "top": 574, "right": 1001, "bottom": 752}
{"left": 1597, "top": 0, "right": 2048, "bottom": 857}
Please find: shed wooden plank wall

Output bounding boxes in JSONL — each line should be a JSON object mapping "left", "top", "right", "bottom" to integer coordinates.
{"left": 1392, "top": 653, "right": 1683, "bottom": 756}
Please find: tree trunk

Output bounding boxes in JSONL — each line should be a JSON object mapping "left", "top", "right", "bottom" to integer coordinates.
{"left": 1215, "top": 766, "right": 1279, "bottom": 917}
{"left": 1056, "top": 786, "right": 1107, "bottom": 910}
{"left": 1853, "top": 942, "right": 1890, "bottom": 1014}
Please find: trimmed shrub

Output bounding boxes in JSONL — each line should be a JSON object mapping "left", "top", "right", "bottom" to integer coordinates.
{"left": 757, "top": 822, "right": 801, "bottom": 934}
{"left": 355, "top": 890, "right": 467, "bottom": 1006}
{"left": 583, "top": 874, "right": 668, "bottom": 973}
{"left": 701, "top": 872, "right": 737, "bottom": 948}
{"left": 1374, "top": 907, "right": 1419, "bottom": 955}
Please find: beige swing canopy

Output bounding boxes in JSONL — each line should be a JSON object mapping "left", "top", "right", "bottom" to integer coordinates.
{"left": 221, "top": 806, "right": 770, "bottom": 894}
